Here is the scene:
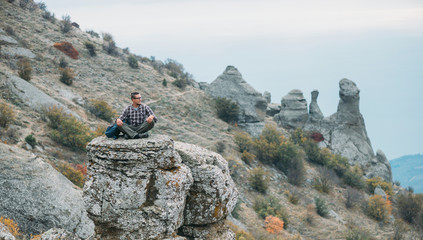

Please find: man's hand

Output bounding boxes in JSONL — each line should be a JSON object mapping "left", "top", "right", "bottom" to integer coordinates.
{"left": 116, "top": 118, "right": 123, "bottom": 127}
{"left": 147, "top": 115, "right": 154, "bottom": 123}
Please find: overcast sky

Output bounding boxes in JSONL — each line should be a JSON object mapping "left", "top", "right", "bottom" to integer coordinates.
{"left": 41, "top": 0, "right": 423, "bottom": 159}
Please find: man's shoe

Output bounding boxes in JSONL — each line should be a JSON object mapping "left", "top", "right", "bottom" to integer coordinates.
{"left": 124, "top": 134, "right": 129, "bottom": 140}
{"left": 137, "top": 132, "right": 149, "bottom": 139}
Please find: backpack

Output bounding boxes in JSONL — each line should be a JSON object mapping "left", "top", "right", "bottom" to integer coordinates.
{"left": 105, "top": 123, "right": 120, "bottom": 139}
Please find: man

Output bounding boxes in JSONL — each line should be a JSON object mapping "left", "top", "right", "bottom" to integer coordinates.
{"left": 116, "top": 92, "right": 157, "bottom": 139}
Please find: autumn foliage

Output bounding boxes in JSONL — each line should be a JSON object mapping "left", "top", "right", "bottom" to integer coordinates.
{"left": 53, "top": 41, "right": 79, "bottom": 59}
{"left": 0, "top": 216, "right": 21, "bottom": 237}
{"left": 264, "top": 215, "right": 284, "bottom": 234}
{"left": 367, "top": 195, "right": 392, "bottom": 222}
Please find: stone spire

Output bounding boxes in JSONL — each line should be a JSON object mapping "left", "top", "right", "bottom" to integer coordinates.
{"left": 308, "top": 90, "right": 324, "bottom": 122}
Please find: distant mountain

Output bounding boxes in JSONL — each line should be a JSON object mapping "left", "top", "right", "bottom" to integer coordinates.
{"left": 390, "top": 154, "right": 423, "bottom": 193}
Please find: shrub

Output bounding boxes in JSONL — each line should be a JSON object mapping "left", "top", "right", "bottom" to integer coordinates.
{"left": 241, "top": 151, "right": 255, "bottom": 165}
{"left": 42, "top": 10, "right": 55, "bottom": 22}
{"left": 58, "top": 56, "right": 68, "bottom": 68}
{"left": 397, "top": 192, "right": 422, "bottom": 224}
{"left": 87, "top": 99, "right": 116, "bottom": 121}
{"left": 38, "top": 2, "right": 47, "bottom": 10}
{"left": 162, "top": 79, "right": 167, "bottom": 87}
{"left": 172, "top": 78, "right": 189, "bottom": 90}
{"left": 227, "top": 221, "right": 254, "bottom": 240}
{"left": 214, "top": 97, "right": 239, "bottom": 123}
{"left": 0, "top": 102, "right": 16, "bottom": 129}
{"left": 345, "top": 226, "right": 372, "bottom": 240}
{"left": 25, "top": 134, "right": 37, "bottom": 147}
{"left": 314, "top": 167, "right": 337, "bottom": 194}
{"left": 5, "top": 26, "right": 15, "bottom": 36}
{"left": 325, "top": 151, "right": 349, "bottom": 177}
{"left": 0, "top": 216, "right": 21, "bottom": 238}
{"left": 253, "top": 195, "right": 288, "bottom": 229}
{"left": 233, "top": 131, "right": 253, "bottom": 153}
{"left": 54, "top": 162, "right": 85, "bottom": 187}
{"left": 290, "top": 128, "right": 307, "bottom": 146}
{"left": 102, "top": 32, "right": 113, "bottom": 42}
{"left": 86, "top": 30, "right": 100, "bottom": 38}
{"left": 215, "top": 141, "right": 225, "bottom": 153}
{"left": 102, "top": 33, "right": 117, "bottom": 55}
{"left": 314, "top": 197, "right": 329, "bottom": 217}
{"left": 343, "top": 165, "right": 365, "bottom": 189}
{"left": 45, "top": 106, "right": 93, "bottom": 150}
{"left": 84, "top": 42, "right": 96, "bottom": 56}
{"left": 264, "top": 215, "right": 284, "bottom": 234}
{"left": 59, "top": 67, "right": 75, "bottom": 85}
{"left": 367, "top": 195, "right": 392, "bottom": 222}
{"left": 366, "top": 176, "right": 393, "bottom": 197}
{"left": 17, "top": 57, "right": 32, "bottom": 81}
{"left": 249, "top": 167, "right": 269, "bottom": 194}
{"left": 393, "top": 219, "right": 409, "bottom": 240}
{"left": 284, "top": 190, "right": 299, "bottom": 205}
{"left": 231, "top": 200, "right": 242, "bottom": 219}
{"left": 303, "top": 139, "right": 324, "bottom": 165}
{"left": 128, "top": 55, "right": 139, "bottom": 68}
{"left": 345, "top": 187, "right": 362, "bottom": 209}
{"left": 53, "top": 42, "right": 79, "bottom": 59}
{"left": 60, "top": 15, "right": 72, "bottom": 33}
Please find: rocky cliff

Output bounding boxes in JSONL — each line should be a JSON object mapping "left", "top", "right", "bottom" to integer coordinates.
{"left": 84, "top": 135, "right": 238, "bottom": 240}
{"left": 205, "top": 66, "right": 268, "bottom": 137}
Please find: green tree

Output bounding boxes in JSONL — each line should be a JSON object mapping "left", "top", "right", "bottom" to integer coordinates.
{"left": 214, "top": 97, "right": 239, "bottom": 123}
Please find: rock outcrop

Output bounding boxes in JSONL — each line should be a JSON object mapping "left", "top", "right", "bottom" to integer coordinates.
{"left": 0, "top": 222, "right": 15, "bottom": 240}
{"left": 0, "top": 143, "right": 94, "bottom": 239}
{"left": 84, "top": 135, "right": 237, "bottom": 240}
{"left": 308, "top": 90, "right": 324, "bottom": 122}
{"left": 303, "top": 79, "right": 392, "bottom": 181}
{"left": 274, "top": 89, "right": 308, "bottom": 129}
{"left": 2, "top": 73, "right": 80, "bottom": 119}
{"left": 205, "top": 66, "right": 267, "bottom": 137}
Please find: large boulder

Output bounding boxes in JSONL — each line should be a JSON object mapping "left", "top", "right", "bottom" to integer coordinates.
{"left": 83, "top": 136, "right": 237, "bottom": 240}
{"left": 84, "top": 135, "right": 193, "bottom": 240}
{"left": 0, "top": 222, "right": 15, "bottom": 240}
{"left": 304, "top": 79, "right": 392, "bottom": 181}
{"left": 174, "top": 142, "right": 238, "bottom": 225}
{"left": 0, "top": 143, "right": 94, "bottom": 239}
{"left": 205, "top": 66, "right": 267, "bottom": 137}
{"left": 274, "top": 89, "right": 308, "bottom": 129}
{"left": 0, "top": 46, "right": 36, "bottom": 59}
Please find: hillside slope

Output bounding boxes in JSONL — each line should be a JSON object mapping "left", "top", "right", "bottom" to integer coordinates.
{"left": 1, "top": 1, "right": 422, "bottom": 239}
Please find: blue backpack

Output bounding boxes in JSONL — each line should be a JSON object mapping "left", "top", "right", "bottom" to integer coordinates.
{"left": 105, "top": 119, "right": 128, "bottom": 139}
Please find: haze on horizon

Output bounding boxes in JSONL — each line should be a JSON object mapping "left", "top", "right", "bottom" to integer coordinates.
{"left": 40, "top": 0, "right": 423, "bottom": 160}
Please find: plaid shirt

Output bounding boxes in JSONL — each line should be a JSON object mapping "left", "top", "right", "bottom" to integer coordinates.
{"left": 118, "top": 104, "right": 157, "bottom": 126}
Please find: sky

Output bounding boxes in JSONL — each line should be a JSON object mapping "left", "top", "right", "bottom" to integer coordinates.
{"left": 41, "top": 0, "right": 423, "bottom": 160}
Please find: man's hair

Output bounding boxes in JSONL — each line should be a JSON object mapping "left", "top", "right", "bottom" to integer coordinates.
{"left": 131, "top": 92, "right": 140, "bottom": 99}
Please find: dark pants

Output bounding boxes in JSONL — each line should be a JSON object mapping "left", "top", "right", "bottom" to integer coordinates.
{"left": 117, "top": 121, "right": 154, "bottom": 139}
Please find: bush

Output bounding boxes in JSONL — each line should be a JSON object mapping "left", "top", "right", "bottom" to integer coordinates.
{"left": 172, "top": 78, "right": 189, "bottom": 90}
{"left": 366, "top": 176, "right": 393, "bottom": 197}
{"left": 241, "top": 151, "right": 255, "bottom": 165}
{"left": 215, "top": 141, "right": 225, "bottom": 153}
{"left": 59, "top": 67, "right": 75, "bottom": 85}
{"left": 17, "top": 58, "right": 32, "bottom": 81}
{"left": 290, "top": 128, "right": 307, "bottom": 146}
{"left": 84, "top": 42, "right": 96, "bottom": 56}
{"left": 162, "top": 79, "right": 167, "bottom": 87}
{"left": 0, "top": 216, "right": 21, "bottom": 238}
{"left": 314, "top": 197, "right": 329, "bottom": 217}
{"left": 233, "top": 131, "right": 253, "bottom": 153}
{"left": 227, "top": 221, "right": 254, "bottom": 240}
{"left": 314, "top": 167, "right": 337, "bottom": 194}
{"left": 343, "top": 165, "right": 365, "bottom": 189}
{"left": 25, "top": 134, "right": 37, "bottom": 147}
{"left": 58, "top": 56, "right": 68, "bottom": 68}
{"left": 102, "top": 32, "right": 113, "bottom": 42}
{"left": 54, "top": 162, "right": 85, "bottom": 187}
{"left": 45, "top": 106, "right": 93, "bottom": 150}
{"left": 249, "top": 167, "right": 269, "bottom": 194}
{"left": 60, "top": 15, "right": 72, "bottom": 33}
{"left": 38, "top": 2, "right": 47, "bottom": 10}
{"left": 42, "top": 10, "right": 55, "bottom": 23}
{"left": 253, "top": 195, "right": 288, "bottom": 229}
{"left": 284, "top": 190, "right": 300, "bottom": 205}
{"left": 393, "top": 219, "right": 409, "bottom": 240}
{"left": 86, "top": 30, "right": 100, "bottom": 38}
{"left": 397, "top": 192, "right": 422, "bottom": 224}
{"left": 102, "top": 33, "right": 117, "bottom": 55}
{"left": 87, "top": 99, "right": 117, "bottom": 121}
{"left": 367, "top": 195, "right": 392, "bottom": 222}
{"left": 0, "top": 102, "right": 16, "bottom": 129}
{"left": 231, "top": 200, "right": 242, "bottom": 219}
{"left": 264, "top": 215, "right": 284, "bottom": 234}
{"left": 345, "top": 226, "right": 372, "bottom": 240}
{"left": 345, "top": 187, "right": 362, "bottom": 209}
{"left": 214, "top": 97, "right": 239, "bottom": 123}
{"left": 128, "top": 55, "right": 139, "bottom": 68}
{"left": 303, "top": 139, "right": 325, "bottom": 165}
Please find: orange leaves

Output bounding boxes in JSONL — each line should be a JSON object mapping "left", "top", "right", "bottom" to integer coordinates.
{"left": 0, "top": 216, "right": 21, "bottom": 238}
{"left": 264, "top": 215, "right": 284, "bottom": 234}
{"left": 53, "top": 41, "right": 79, "bottom": 59}
{"left": 367, "top": 195, "right": 392, "bottom": 222}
